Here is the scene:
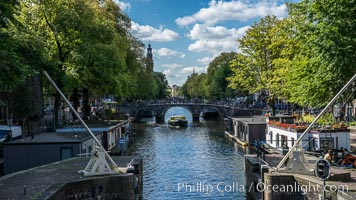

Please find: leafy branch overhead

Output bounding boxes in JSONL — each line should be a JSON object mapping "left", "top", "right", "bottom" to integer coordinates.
{"left": 0, "top": 0, "right": 169, "bottom": 124}
{"left": 227, "top": 0, "right": 355, "bottom": 109}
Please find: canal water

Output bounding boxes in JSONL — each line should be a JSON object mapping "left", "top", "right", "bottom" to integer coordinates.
{"left": 128, "top": 107, "right": 249, "bottom": 199}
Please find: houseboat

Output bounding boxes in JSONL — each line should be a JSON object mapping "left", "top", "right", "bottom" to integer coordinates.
{"left": 227, "top": 116, "right": 267, "bottom": 146}
{"left": 168, "top": 115, "right": 188, "bottom": 128}
{"left": 265, "top": 115, "right": 350, "bottom": 152}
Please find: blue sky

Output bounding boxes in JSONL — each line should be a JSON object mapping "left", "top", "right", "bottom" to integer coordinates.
{"left": 116, "top": 0, "right": 296, "bottom": 86}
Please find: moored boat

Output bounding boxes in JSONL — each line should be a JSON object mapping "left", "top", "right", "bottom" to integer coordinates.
{"left": 168, "top": 115, "right": 188, "bottom": 128}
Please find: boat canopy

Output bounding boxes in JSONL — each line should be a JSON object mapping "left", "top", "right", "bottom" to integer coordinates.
{"left": 170, "top": 116, "right": 186, "bottom": 120}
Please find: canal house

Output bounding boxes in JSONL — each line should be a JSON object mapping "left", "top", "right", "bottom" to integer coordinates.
{"left": 265, "top": 116, "right": 350, "bottom": 151}
{"left": 3, "top": 122, "right": 126, "bottom": 174}
{"left": 231, "top": 116, "right": 267, "bottom": 145}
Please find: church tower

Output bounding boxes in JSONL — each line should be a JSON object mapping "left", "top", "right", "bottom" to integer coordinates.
{"left": 147, "top": 43, "right": 153, "bottom": 60}
{"left": 146, "top": 43, "right": 154, "bottom": 72}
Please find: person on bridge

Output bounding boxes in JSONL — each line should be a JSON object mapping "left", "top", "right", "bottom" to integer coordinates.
{"left": 125, "top": 115, "right": 134, "bottom": 135}
{"left": 324, "top": 149, "right": 333, "bottom": 163}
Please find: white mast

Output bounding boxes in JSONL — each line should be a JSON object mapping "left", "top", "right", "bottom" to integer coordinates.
{"left": 43, "top": 71, "right": 123, "bottom": 176}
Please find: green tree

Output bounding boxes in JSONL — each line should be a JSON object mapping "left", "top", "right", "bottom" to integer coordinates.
{"left": 179, "top": 82, "right": 188, "bottom": 98}
{"left": 124, "top": 38, "right": 145, "bottom": 100}
{"left": 196, "top": 73, "right": 207, "bottom": 98}
{"left": 0, "top": 1, "right": 33, "bottom": 88}
{"left": 228, "top": 15, "right": 282, "bottom": 114}
{"left": 69, "top": 0, "right": 132, "bottom": 116}
{"left": 136, "top": 72, "right": 153, "bottom": 99}
{"left": 13, "top": 0, "right": 137, "bottom": 121}
{"left": 206, "top": 52, "right": 236, "bottom": 100}
{"left": 152, "top": 72, "right": 169, "bottom": 99}
{"left": 285, "top": 0, "right": 356, "bottom": 108}
{"left": 1, "top": 1, "right": 46, "bottom": 125}
{"left": 181, "top": 72, "right": 207, "bottom": 99}
{"left": 14, "top": 0, "right": 97, "bottom": 123}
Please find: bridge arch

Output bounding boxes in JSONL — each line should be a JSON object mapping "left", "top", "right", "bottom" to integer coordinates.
{"left": 119, "top": 102, "right": 262, "bottom": 123}
{"left": 163, "top": 106, "right": 193, "bottom": 122}
{"left": 200, "top": 107, "right": 223, "bottom": 121}
{"left": 144, "top": 104, "right": 223, "bottom": 123}
{"left": 135, "top": 108, "right": 155, "bottom": 122}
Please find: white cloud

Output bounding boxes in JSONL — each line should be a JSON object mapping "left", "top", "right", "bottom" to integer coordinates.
{"left": 188, "top": 24, "right": 249, "bottom": 40}
{"left": 163, "top": 69, "right": 178, "bottom": 77}
{"left": 162, "top": 63, "right": 184, "bottom": 68}
{"left": 182, "top": 66, "right": 207, "bottom": 74}
{"left": 175, "top": 0, "right": 287, "bottom": 26}
{"left": 198, "top": 56, "right": 213, "bottom": 65}
{"left": 131, "top": 22, "right": 180, "bottom": 42}
{"left": 161, "top": 23, "right": 250, "bottom": 84}
{"left": 154, "top": 48, "right": 186, "bottom": 58}
{"left": 187, "top": 25, "right": 249, "bottom": 53}
{"left": 163, "top": 65, "right": 208, "bottom": 86}
{"left": 114, "top": 0, "right": 131, "bottom": 12}
{"left": 163, "top": 69, "right": 184, "bottom": 85}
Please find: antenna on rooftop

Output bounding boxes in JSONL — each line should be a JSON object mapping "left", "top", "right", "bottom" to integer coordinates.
{"left": 43, "top": 71, "right": 128, "bottom": 176}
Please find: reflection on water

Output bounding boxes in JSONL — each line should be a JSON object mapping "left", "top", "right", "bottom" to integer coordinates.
{"left": 128, "top": 119, "right": 249, "bottom": 199}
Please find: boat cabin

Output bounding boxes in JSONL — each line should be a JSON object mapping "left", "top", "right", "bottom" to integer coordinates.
{"left": 230, "top": 116, "right": 266, "bottom": 145}
{"left": 168, "top": 115, "right": 188, "bottom": 127}
{"left": 266, "top": 116, "right": 350, "bottom": 151}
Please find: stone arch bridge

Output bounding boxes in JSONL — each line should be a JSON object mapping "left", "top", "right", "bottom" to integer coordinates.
{"left": 118, "top": 103, "right": 262, "bottom": 123}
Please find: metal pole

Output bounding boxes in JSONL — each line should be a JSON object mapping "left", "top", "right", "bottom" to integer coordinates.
{"left": 43, "top": 71, "right": 118, "bottom": 168}
{"left": 9, "top": 116, "right": 12, "bottom": 142}
{"left": 323, "top": 179, "right": 326, "bottom": 200}
{"left": 277, "top": 74, "right": 356, "bottom": 169}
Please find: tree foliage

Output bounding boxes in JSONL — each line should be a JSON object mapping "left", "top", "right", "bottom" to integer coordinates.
{"left": 180, "top": 52, "right": 237, "bottom": 100}
{"left": 285, "top": 0, "right": 356, "bottom": 107}
{"left": 0, "top": 1, "right": 34, "bottom": 88}
{"left": 181, "top": 72, "right": 207, "bottom": 99}
{"left": 206, "top": 52, "right": 236, "bottom": 100}
{"left": 228, "top": 15, "right": 282, "bottom": 112}
{"left": 153, "top": 72, "right": 170, "bottom": 99}
{"left": 1, "top": 0, "right": 170, "bottom": 124}
{"left": 225, "top": 0, "right": 355, "bottom": 111}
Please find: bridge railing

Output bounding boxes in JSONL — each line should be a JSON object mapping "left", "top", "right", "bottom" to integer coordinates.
{"left": 118, "top": 99, "right": 248, "bottom": 109}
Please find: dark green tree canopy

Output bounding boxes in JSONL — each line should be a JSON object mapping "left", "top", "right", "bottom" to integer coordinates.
{"left": 1, "top": 0, "right": 171, "bottom": 124}
{"left": 206, "top": 52, "right": 236, "bottom": 100}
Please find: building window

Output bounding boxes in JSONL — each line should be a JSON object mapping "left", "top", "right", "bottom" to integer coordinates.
{"left": 309, "top": 137, "right": 317, "bottom": 151}
{"left": 269, "top": 131, "right": 273, "bottom": 144}
{"left": 320, "top": 138, "right": 334, "bottom": 149}
{"left": 276, "top": 134, "right": 279, "bottom": 147}
{"left": 60, "top": 147, "right": 73, "bottom": 160}
{"left": 281, "top": 135, "right": 288, "bottom": 146}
